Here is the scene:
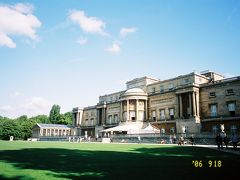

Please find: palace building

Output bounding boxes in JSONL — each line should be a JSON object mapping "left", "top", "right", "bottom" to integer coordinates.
{"left": 72, "top": 70, "right": 240, "bottom": 137}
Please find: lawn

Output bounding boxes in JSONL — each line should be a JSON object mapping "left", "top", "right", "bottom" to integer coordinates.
{"left": 0, "top": 141, "right": 239, "bottom": 179}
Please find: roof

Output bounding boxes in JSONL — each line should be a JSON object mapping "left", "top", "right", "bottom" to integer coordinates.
{"left": 100, "top": 123, "right": 160, "bottom": 134}
{"left": 125, "top": 88, "right": 145, "bottom": 93}
{"left": 36, "top": 123, "right": 70, "bottom": 129}
{"left": 121, "top": 88, "right": 147, "bottom": 98}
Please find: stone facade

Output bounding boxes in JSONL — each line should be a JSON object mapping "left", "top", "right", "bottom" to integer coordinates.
{"left": 72, "top": 71, "right": 240, "bottom": 136}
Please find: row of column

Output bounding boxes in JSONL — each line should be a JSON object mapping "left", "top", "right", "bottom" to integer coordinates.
{"left": 40, "top": 129, "right": 70, "bottom": 136}
{"left": 120, "top": 99, "right": 147, "bottom": 121}
{"left": 178, "top": 91, "right": 199, "bottom": 118}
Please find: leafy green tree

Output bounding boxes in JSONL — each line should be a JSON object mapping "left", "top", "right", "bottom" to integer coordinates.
{"left": 20, "top": 119, "right": 37, "bottom": 140}
{"left": 49, "top": 104, "right": 61, "bottom": 124}
{"left": 57, "top": 112, "right": 72, "bottom": 125}
{"left": 0, "top": 119, "right": 22, "bottom": 140}
{"left": 30, "top": 115, "right": 49, "bottom": 124}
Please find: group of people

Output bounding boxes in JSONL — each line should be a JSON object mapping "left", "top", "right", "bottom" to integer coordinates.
{"left": 216, "top": 132, "right": 238, "bottom": 150}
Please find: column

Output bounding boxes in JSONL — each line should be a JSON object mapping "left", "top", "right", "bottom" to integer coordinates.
{"left": 196, "top": 92, "right": 199, "bottom": 117}
{"left": 145, "top": 100, "right": 148, "bottom": 121}
{"left": 136, "top": 99, "right": 139, "bottom": 121}
{"left": 127, "top": 99, "right": 129, "bottom": 121}
{"left": 120, "top": 101, "right": 123, "bottom": 122}
{"left": 103, "top": 107, "right": 106, "bottom": 125}
{"left": 75, "top": 112, "right": 79, "bottom": 126}
{"left": 179, "top": 94, "right": 183, "bottom": 118}
{"left": 189, "top": 92, "right": 192, "bottom": 117}
{"left": 40, "top": 129, "right": 43, "bottom": 136}
{"left": 192, "top": 92, "right": 196, "bottom": 117}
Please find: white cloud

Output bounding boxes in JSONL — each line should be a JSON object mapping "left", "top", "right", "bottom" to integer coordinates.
{"left": 0, "top": 3, "right": 41, "bottom": 48}
{"left": 0, "top": 97, "right": 52, "bottom": 118}
{"left": 120, "top": 27, "right": 137, "bottom": 37}
{"left": 0, "top": 105, "right": 14, "bottom": 113}
{"left": 10, "top": 91, "right": 21, "bottom": 98}
{"left": 69, "top": 10, "right": 107, "bottom": 36}
{"left": 21, "top": 97, "right": 51, "bottom": 112}
{"left": 76, "top": 37, "right": 88, "bottom": 45}
{"left": 105, "top": 41, "right": 121, "bottom": 54}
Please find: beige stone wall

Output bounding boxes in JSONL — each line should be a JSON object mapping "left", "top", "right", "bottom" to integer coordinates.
{"left": 82, "top": 108, "right": 97, "bottom": 126}
{"left": 106, "top": 102, "right": 120, "bottom": 124}
{"left": 148, "top": 92, "right": 177, "bottom": 120}
{"left": 200, "top": 80, "right": 240, "bottom": 118}
{"left": 147, "top": 73, "right": 196, "bottom": 94}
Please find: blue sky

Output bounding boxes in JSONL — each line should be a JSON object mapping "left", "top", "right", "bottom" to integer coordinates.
{"left": 0, "top": 0, "right": 240, "bottom": 118}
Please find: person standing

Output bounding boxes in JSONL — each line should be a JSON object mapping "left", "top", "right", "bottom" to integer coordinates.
{"left": 190, "top": 135, "right": 195, "bottom": 146}
{"left": 138, "top": 136, "right": 141, "bottom": 144}
{"left": 173, "top": 134, "right": 177, "bottom": 144}
{"left": 231, "top": 133, "right": 238, "bottom": 150}
{"left": 216, "top": 133, "right": 221, "bottom": 150}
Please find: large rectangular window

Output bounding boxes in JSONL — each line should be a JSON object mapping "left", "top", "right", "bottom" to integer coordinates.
{"left": 228, "top": 102, "right": 236, "bottom": 116}
{"left": 160, "top": 109, "right": 165, "bottom": 120}
{"left": 108, "top": 115, "right": 112, "bottom": 124}
{"left": 130, "top": 111, "right": 136, "bottom": 121}
{"left": 114, "top": 114, "right": 118, "bottom": 123}
{"left": 169, "top": 108, "right": 174, "bottom": 120}
{"left": 90, "top": 118, "right": 94, "bottom": 126}
{"left": 152, "top": 111, "right": 156, "bottom": 121}
{"left": 210, "top": 104, "right": 217, "bottom": 117}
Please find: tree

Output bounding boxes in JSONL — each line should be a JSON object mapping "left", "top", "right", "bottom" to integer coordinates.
{"left": 57, "top": 112, "right": 73, "bottom": 125}
{"left": 49, "top": 104, "right": 61, "bottom": 124}
{"left": 30, "top": 115, "right": 49, "bottom": 124}
{"left": 0, "top": 119, "right": 22, "bottom": 140}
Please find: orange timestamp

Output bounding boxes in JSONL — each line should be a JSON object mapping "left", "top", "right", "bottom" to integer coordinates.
{"left": 192, "top": 160, "right": 222, "bottom": 168}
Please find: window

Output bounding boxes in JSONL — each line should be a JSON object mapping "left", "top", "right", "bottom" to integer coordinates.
{"left": 182, "top": 78, "right": 189, "bottom": 85}
{"left": 160, "top": 85, "right": 164, "bottom": 93}
{"left": 160, "top": 109, "right": 165, "bottom": 120}
{"left": 90, "top": 118, "right": 94, "bottom": 126}
{"left": 210, "top": 104, "right": 217, "bottom": 117}
{"left": 209, "top": 92, "right": 216, "bottom": 98}
{"left": 130, "top": 111, "right": 136, "bottom": 121}
{"left": 114, "top": 114, "right": 118, "bottom": 123}
{"left": 91, "top": 111, "right": 94, "bottom": 116}
{"left": 85, "top": 119, "right": 88, "bottom": 121}
{"left": 152, "top": 87, "right": 156, "bottom": 94}
{"left": 169, "top": 108, "right": 174, "bottom": 120}
{"left": 228, "top": 102, "right": 236, "bottom": 116}
{"left": 168, "top": 83, "right": 174, "bottom": 90}
{"left": 152, "top": 111, "right": 156, "bottom": 121}
{"left": 108, "top": 115, "right": 112, "bottom": 124}
{"left": 226, "top": 89, "right": 234, "bottom": 96}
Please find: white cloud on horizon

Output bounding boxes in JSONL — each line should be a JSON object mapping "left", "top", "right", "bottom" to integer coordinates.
{"left": 69, "top": 10, "right": 107, "bottom": 36}
{"left": 105, "top": 41, "right": 121, "bottom": 54}
{"left": 0, "top": 97, "right": 51, "bottom": 118}
{"left": 120, "top": 27, "right": 137, "bottom": 37}
{"left": 0, "top": 105, "right": 14, "bottom": 113}
{"left": 0, "top": 3, "right": 41, "bottom": 48}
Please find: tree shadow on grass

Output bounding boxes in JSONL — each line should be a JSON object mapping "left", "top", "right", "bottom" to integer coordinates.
{"left": 0, "top": 146, "right": 239, "bottom": 179}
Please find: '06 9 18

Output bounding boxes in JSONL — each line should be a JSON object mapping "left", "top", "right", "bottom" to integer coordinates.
{"left": 192, "top": 160, "right": 222, "bottom": 168}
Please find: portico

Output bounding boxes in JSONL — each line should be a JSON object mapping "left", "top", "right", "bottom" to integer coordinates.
{"left": 119, "top": 88, "right": 148, "bottom": 122}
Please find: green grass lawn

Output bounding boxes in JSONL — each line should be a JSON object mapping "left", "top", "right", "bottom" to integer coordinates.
{"left": 0, "top": 141, "right": 239, "bottom": 179}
